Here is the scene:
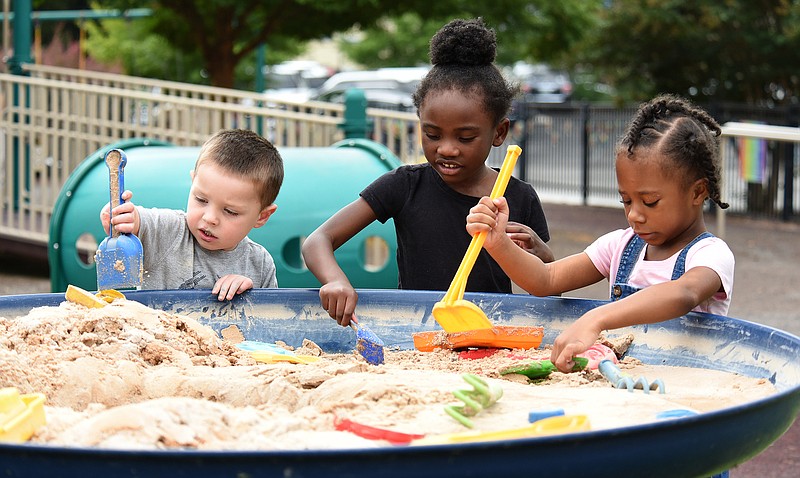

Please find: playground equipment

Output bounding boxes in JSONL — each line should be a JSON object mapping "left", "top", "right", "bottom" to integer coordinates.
{"left": 48, "top": 138, "right": 402, "bottom": 292}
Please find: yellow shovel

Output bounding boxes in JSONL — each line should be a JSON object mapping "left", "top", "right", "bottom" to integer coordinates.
{"left": 412, "top": 414, "right": 590, "bottom": 446}
{"left": 432, "top": 145, "right": 522, "bottom": 333}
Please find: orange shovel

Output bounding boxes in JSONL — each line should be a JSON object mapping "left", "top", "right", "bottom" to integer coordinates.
{"left": 412, "top": 325, "right": 543, "bottom": 352}
{"left": 432, "top": 145, "right": 522, "bottom": 333}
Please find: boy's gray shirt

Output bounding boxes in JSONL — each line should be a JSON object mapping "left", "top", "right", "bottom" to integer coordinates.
{"left": 137, "top": 207, "right": 278, "bottom": 290}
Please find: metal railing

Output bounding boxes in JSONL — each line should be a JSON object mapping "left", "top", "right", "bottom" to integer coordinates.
{"left": 22, "top": 64, "right": 424, "bottom": 159}
{"left": 3, "top": 64, "right": 799, "bottom": 253}
{"left": 508, "top": 101, "right": 800, "bottom": 223}
{"left": 1, "top": 64, "right": 423, "bottom": 248}
{"left": 716, "top": 121, "right": 800, "bottom": 236}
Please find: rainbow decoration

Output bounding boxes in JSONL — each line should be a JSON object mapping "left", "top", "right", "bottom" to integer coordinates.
{"left": 737, "top": 135, "right": 767, "bottom": 183}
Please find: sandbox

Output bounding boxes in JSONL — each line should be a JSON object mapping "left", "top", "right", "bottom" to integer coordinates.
{"left": 1, "top": 288, "right": 799, "bottom": 478}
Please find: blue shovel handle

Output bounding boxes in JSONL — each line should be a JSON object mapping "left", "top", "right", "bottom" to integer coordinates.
{"left": 106, "top": 149, "right": 128, "bottom": 238}
{"left": 97, "top": 148, "right": 143, "bottom": 290}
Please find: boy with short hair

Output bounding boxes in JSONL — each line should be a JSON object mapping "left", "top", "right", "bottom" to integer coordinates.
{"left": 101, "top": 129, "right": 284, "bottom": 300}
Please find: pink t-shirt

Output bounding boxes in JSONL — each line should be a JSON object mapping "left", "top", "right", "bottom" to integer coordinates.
{"left": 584, "top": 228, "right": 735, "bottom": 316}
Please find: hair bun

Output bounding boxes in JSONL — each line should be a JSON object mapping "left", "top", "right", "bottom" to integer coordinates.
{"left": 429, "top": 18, "right": 496, "bottom": 66}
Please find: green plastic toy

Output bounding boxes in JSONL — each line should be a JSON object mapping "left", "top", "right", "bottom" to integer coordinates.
{"left": 444, "top": 374, "right": 504, "bottom": 428}
{"left": 500, "top": 357, "right": 589, "bottom": 380}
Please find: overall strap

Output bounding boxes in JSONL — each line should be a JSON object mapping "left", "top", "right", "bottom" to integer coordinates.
{"left": 671, "top": 232, "right": 715, "bottom": 280}
{"left": 610, "top": 234, "right": 647, "bottom": 300}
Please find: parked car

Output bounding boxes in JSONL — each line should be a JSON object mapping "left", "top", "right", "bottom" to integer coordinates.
{"left": 512, "top": 62, "right": 573, "bottom": 103}
{"left": 312, "top": 67, "right": 429, "bottom": 112}
{"left": 263, "top": 60, "right": 335, "bottom": 103}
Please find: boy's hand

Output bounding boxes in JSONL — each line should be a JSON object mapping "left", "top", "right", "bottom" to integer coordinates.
{"left": 318, "top": 280, "right": 358, "bottom": 326}
{"left": 100, "top": 190, "right": 139, "bottom": 235}
{"left": 213, "top": 275, "right": 254, "bottom": 301}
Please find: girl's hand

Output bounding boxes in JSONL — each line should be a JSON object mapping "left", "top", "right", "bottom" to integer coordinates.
{"left": 319, "top": 280, "right": 358, "bottom": 326}
{"left": 466, "top": 197, "right": 510, "bottom": 251}
{"left": 550, "top": 315, "right": 603, "bottom": 372}
{"left": 213, "top": 274, "right": 254, "bottom": 301}
{"left": 100, "top": 190, "right": 138, "bottom": 235}
{"left": 506, "top": 221, "right": 554, "bottom": 263}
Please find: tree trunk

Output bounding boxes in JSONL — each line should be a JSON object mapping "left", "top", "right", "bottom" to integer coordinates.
{"left": 207, "top": 51, "right": 237, "bottom": 89}
{"left": 205, "top": 14, "right": 237, "bottom": 89}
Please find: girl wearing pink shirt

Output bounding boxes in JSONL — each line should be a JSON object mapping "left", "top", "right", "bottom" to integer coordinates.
{"left": 466, "top": 94, "right": 734, "bottom": 372}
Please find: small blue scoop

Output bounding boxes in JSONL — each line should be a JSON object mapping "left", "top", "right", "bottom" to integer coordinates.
{"left": 95, "top": 149, "right": 143, "bottom": 290}
{"left": 350, "top": 316, "right": 385, "bottom": 365}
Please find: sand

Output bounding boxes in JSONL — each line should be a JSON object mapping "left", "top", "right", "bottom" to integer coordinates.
{"left": 0, "top": 299, "right": 775, "bottom": 450}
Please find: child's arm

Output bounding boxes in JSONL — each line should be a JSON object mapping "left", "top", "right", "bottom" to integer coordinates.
{"left": 301, "top": 198, "right": 378, "bottom": 327}
{"left": 550, "top": 266, "right": 724, "bottom": 372}
{"left": 100, "top": 190, "right": 141, "bottom": 235}
{"left": 467, "top": 197, "right": 602, "bottom": 296}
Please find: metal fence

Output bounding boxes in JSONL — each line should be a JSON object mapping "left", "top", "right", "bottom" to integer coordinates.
{"left": 499, "top": 101, "right": 800, "bottom": 222}
{"left": 2, "top": 64, "right": 799, "bottom": 253}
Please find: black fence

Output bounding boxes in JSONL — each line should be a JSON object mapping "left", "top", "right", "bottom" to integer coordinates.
{"left": 502, "top": 101, "right": 800, "bottom": 222}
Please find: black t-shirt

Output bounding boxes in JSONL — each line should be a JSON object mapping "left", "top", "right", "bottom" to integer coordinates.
{"left": 360, "top": 164, "right": 550, "bottom": 293}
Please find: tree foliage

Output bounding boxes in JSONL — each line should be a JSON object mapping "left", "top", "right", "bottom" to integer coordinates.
{"left": 83, "top": 16, "right": 203, "bottom": 82}
{"left": 338, "top": 13, "right": 437, "bottom": 69}
{"left": 578, "top": 0, "right": 800, "bottom": 105}
{"left": 340, "top": 0, "right": 603, "bottom": 69}
{"left": 80, "top": 0, "right": 800, "bottom": 105}
{"left": 87, "top": 0, "right": 601, "bottom": 88}
{"left": 91, "top": 0, "right": 465, "bottom": 88}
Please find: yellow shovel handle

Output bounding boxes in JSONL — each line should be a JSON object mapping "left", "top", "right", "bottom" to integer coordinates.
{"left": 489, "top": 145, "right": 521, "bottom": 199}
{"left": 413, "top": 414, "right": 590, "bottom": 446}
{"left": 442, "top": 145, "right": 522, "bottom": 304}
{"left": 448, "top": 232, "right": 486, "bottom": 302}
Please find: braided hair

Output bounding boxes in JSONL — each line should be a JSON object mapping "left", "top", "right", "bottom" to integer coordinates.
{"left": 412, "top": 18, "right": 516, "bottom": 126}
{"left": 619, "top": 94, "right": 728, "bottom": 209}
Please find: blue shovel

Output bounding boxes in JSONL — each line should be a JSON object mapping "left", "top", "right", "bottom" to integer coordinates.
{"left": 349, "top": 315, "right": 385, "bottom": 365}
{"left": 95, "top": 149, "right": 143, "bottom": 290}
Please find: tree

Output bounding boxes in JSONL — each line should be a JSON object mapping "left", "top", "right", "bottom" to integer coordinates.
{"left": 578, "top": 0, "right": 800, "bottom": 105}
{"left": 88, "top": 0, "right": 602, "bottom": 88}
{"left": 92, "top": 0, "right": 471, "bottom": 88}
{"left": 340, "top": 1, "right": 604, "bottom": 69}
{"left": 83, "top": 16, "right": 201, "bottom": 81}
{"left": 82, "top": 15, "right": 302, "bottom": 88}
{"left": 338, "top": 13, "right": 436, "bottom": 69}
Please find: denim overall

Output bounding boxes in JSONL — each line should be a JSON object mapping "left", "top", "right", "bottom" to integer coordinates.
{"left": 609, "top": 230, "right": 727, "bottom": 478}
{"left": 610, "top": 232, "right": 714, "bottom": 301}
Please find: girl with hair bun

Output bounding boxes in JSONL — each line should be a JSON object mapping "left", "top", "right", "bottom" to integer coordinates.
{"left": 303, "top": 18, "right": 553, "bottom": 327}
{"left": 466, "top": 94, "right": 735, "bottom": 372}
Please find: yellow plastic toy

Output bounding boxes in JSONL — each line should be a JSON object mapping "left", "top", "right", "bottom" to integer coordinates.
{"left": 65, "top": 284, "right": 126, "bottom": 308}
{"left": 0, "top": 387, "right": 47, "bottom": 443}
